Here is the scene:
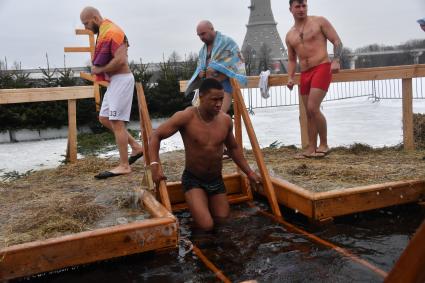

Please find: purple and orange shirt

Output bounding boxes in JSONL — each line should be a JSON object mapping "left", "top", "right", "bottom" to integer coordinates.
{"left": 93, "top": 19, "right": 128, "bottom": 81}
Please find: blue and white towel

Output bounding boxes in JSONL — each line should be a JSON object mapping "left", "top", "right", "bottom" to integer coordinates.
{"left": 185, "top": 31, "right": 247, "bottom": 96}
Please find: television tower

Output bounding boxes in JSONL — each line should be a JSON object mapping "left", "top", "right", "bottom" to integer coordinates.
{"left": 242, "top": 0, "right": 287, "bottom": 74}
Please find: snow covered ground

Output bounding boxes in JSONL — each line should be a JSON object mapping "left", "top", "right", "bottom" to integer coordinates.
{"left": 1, "top": 96, "right": 425, "bottom": 175}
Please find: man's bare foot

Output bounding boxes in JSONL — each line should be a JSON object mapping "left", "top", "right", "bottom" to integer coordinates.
{"left": 316, "top": 145, "right": 330, "bottom": 155}
{"left": 109, "top": 165, "right": 132, "bottom": 175}
{"left": 294, "top": 151, "right": 325, "bottom": 159}
{"left": 94, "top": 165, "right": 131, "bottom": 179}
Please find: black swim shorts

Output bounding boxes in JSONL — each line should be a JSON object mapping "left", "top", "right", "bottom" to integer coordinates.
{"left": 181, "top": 169, "right": 226, "bottom": 195}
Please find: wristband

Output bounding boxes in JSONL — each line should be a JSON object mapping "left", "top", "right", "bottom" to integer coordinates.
{"left": 150, "top": 161, "right": 160, "bottom": 166}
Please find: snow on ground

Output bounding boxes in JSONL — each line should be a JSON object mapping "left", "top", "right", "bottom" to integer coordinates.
{"left": 1, "top": 97, "right": 425, "bottom": 174}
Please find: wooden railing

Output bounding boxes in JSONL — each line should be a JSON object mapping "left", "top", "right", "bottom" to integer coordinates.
{"left": 0, "top": 86, "right": 95, "bottom": 163}
{"left": 180, "top": 64, "right": 425, "bottom": 150}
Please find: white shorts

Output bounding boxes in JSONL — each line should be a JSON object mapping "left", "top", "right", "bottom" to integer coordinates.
{"left": 99, "top": 73, "right": 135, "bottom": 122}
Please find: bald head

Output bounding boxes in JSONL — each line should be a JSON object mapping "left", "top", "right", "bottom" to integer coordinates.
{"left": 80, "top": 6, "right": 103, "bottom": 34}
{"left": 197, "top": 20, "right": 214, "bottom": 31}
{"left": 196, "top": 20, "right": 216, "bottom": 45}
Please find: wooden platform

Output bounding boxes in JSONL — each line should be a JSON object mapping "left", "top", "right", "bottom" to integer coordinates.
{"left": 165, "top": 172, "right": 425, "bottom": 220}
{"left": 167, "top": 173, "right": 252, "bottom": 212}
{"left": 252, "top": 177, "right": 425, "bottom": 221}
{"left": 0, "top": 190, "right": 178, "bottom": 281}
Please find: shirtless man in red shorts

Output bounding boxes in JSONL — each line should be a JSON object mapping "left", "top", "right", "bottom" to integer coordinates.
{"left": 285, "top": 0, "right": 343, "bottom": 158}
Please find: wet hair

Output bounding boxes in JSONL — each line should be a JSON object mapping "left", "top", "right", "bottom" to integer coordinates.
{"left": 289, "top": 0, "right": 305, "bottom": 6}
{"left": 199, "top": 78, "right": 223, "bottom": 96}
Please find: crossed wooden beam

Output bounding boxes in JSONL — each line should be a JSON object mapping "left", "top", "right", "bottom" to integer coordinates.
{"left": 64, "top": 29, "right": 108, "bottom": 110}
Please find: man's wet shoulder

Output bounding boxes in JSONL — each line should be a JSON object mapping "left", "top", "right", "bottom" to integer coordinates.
{"left": 218, "top": 111, "right": 232, "bottom": 124}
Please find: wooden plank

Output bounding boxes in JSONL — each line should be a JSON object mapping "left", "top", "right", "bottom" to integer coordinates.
{"left": 402, "top": 78, "right": 414, "bottom": 150}
{"left": 384, "top": 220, "right": 425, "bottom": 283}
{"left": 313, "top": 180, "right": 425, "bottom": 220}
{"left": 141, "top": 189, "right": 176, "bottom": 220}
{"left": 136, "top": 83, "right": 151, "bottom": 166}
{"left": 0, "top": 86, "right": 94, "bottom": 104}
{"left": 191, "top": 245, "right": 232, "bottom": 283}
{"left": 0, "top": 191, "right": 177, "bottom": 281}
{"left": 331, "top": 64, "right": 425, "bottom": 83}
{"left": 232, "top": 87, "right": 252, "bottom": 200}
{"left": 89, "top": 34, "right": 96, "bottom": 61}
{"left": 67, "top": 99, "right": 77, "bottom": 163}
{"left": 75, "top": 29, "right": 93, "bottom": 36}
{"left": 166, "top": 173, "right": 243, "bottom": 205}
{"left": 88, "top": 33, "right": 95, "bottom": 61}
{"left": 179, "top": 64, "right": 425, "bottom": 92}
{"left": 179, "top": 80, "right": 188, "bottom": 93}
{"left": 240, "top": 174, "right": 253, "bottom": 201}
{"left": 254, "top": 177, "right": 315, "bottom": 218}
{"left": 179, "top": 73, "right": 298, "bottom": 91}
{"left": 313, "top": 179, "right": 425, "bottom": 199}
{"left": 0, "top": 219, "right": 177, "bottom": 281}
{"left": 79, "top": 72, "right": 109, "bottom": 87}
{"left": 79, "top": 72, "right": 106, "bottom": 112}
{"left": 233, "top": 85, "right": 243, "bottom": 175}
{"left": 231, "top": 79, "right": 282, "bottom": 218}
{"left": 136, "top": 83, "right": 172, "bottom": 211}
{"left": 64, "top": 47, "right": 92, "bottom": 53}
{"left": 255, "top": 65, "right": 425, "bottom": 87}
{"left": 93, "top": 83, "right": 101, "bottom": 112}
{"left": 232, "top": 82, "right": 254, "bottom": 200}
{"left": 233, "top": 87, "right": 243, "bottom": 147}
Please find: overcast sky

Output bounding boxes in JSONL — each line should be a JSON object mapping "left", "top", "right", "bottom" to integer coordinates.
{"left": 1, "top": 0, "right": 424, "bottom": 69}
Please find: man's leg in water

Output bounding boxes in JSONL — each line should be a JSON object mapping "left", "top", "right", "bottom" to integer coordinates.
{"left": 185, "top": 188, "right": 214, "bottom": 231}
{"left": 209, "top": 193, "right": 230, "bottom": 224}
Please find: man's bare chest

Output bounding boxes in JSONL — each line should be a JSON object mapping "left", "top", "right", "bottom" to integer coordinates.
{"left": 184, "top": 122, "right": 228, "bottom": 147}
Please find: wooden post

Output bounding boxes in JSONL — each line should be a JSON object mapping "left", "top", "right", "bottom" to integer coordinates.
{"left": 231, "top": 79, "right": 282, "bottom": 217}
{"left": 233, "top": 88, "right": 243, "bottom": 147}
{"left": 298, "top": 93, "right": 309, "bottom": 149}
{"left": 67, "top": 99, "right": 77, "bottom": 163}
{"left": 94, "top": 82, "right": 101, "bottom": 112}
{"left": 192, "top": 245, "right": 232, "bottom": 283}
{"left": 384, "top": 220, "right": 425, "bottom": 283}
{"left": 402, "top": 78, "right": 414, "bottom": 150}
{"left": 87, "top": 31, "right": 101, "bottom": 112}
{"left": 135, "top": 83, "right": 172, "bottom": 212}
{"left": 136, "top": 84, "right": 151, "bottom": 165}
{"left": 232, "top": 85, "right": 242, "bottom": 173}
{"left": 88, "top": 33, "right": 95, "bottom": 60}
{"left": 232, "top": 85, "right": 253, "bottom": 200}
{"left": 65, "top": 29, "right": 101, "bottom": 112}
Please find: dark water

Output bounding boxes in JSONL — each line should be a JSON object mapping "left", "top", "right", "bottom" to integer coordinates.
{"left": 14, "top": 202, "right": 425, "bottom": 283}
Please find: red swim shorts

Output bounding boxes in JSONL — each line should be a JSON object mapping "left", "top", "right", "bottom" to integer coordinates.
{"left": 300, "top": 62, "right": 332, "bottom": 95}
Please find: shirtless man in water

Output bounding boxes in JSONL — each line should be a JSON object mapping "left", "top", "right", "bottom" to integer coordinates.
{"left": 149, "top": 79, "right": 260, "bottom": 231}
{"left": 285, "top": 0, "right": 343, "bottom": 158}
